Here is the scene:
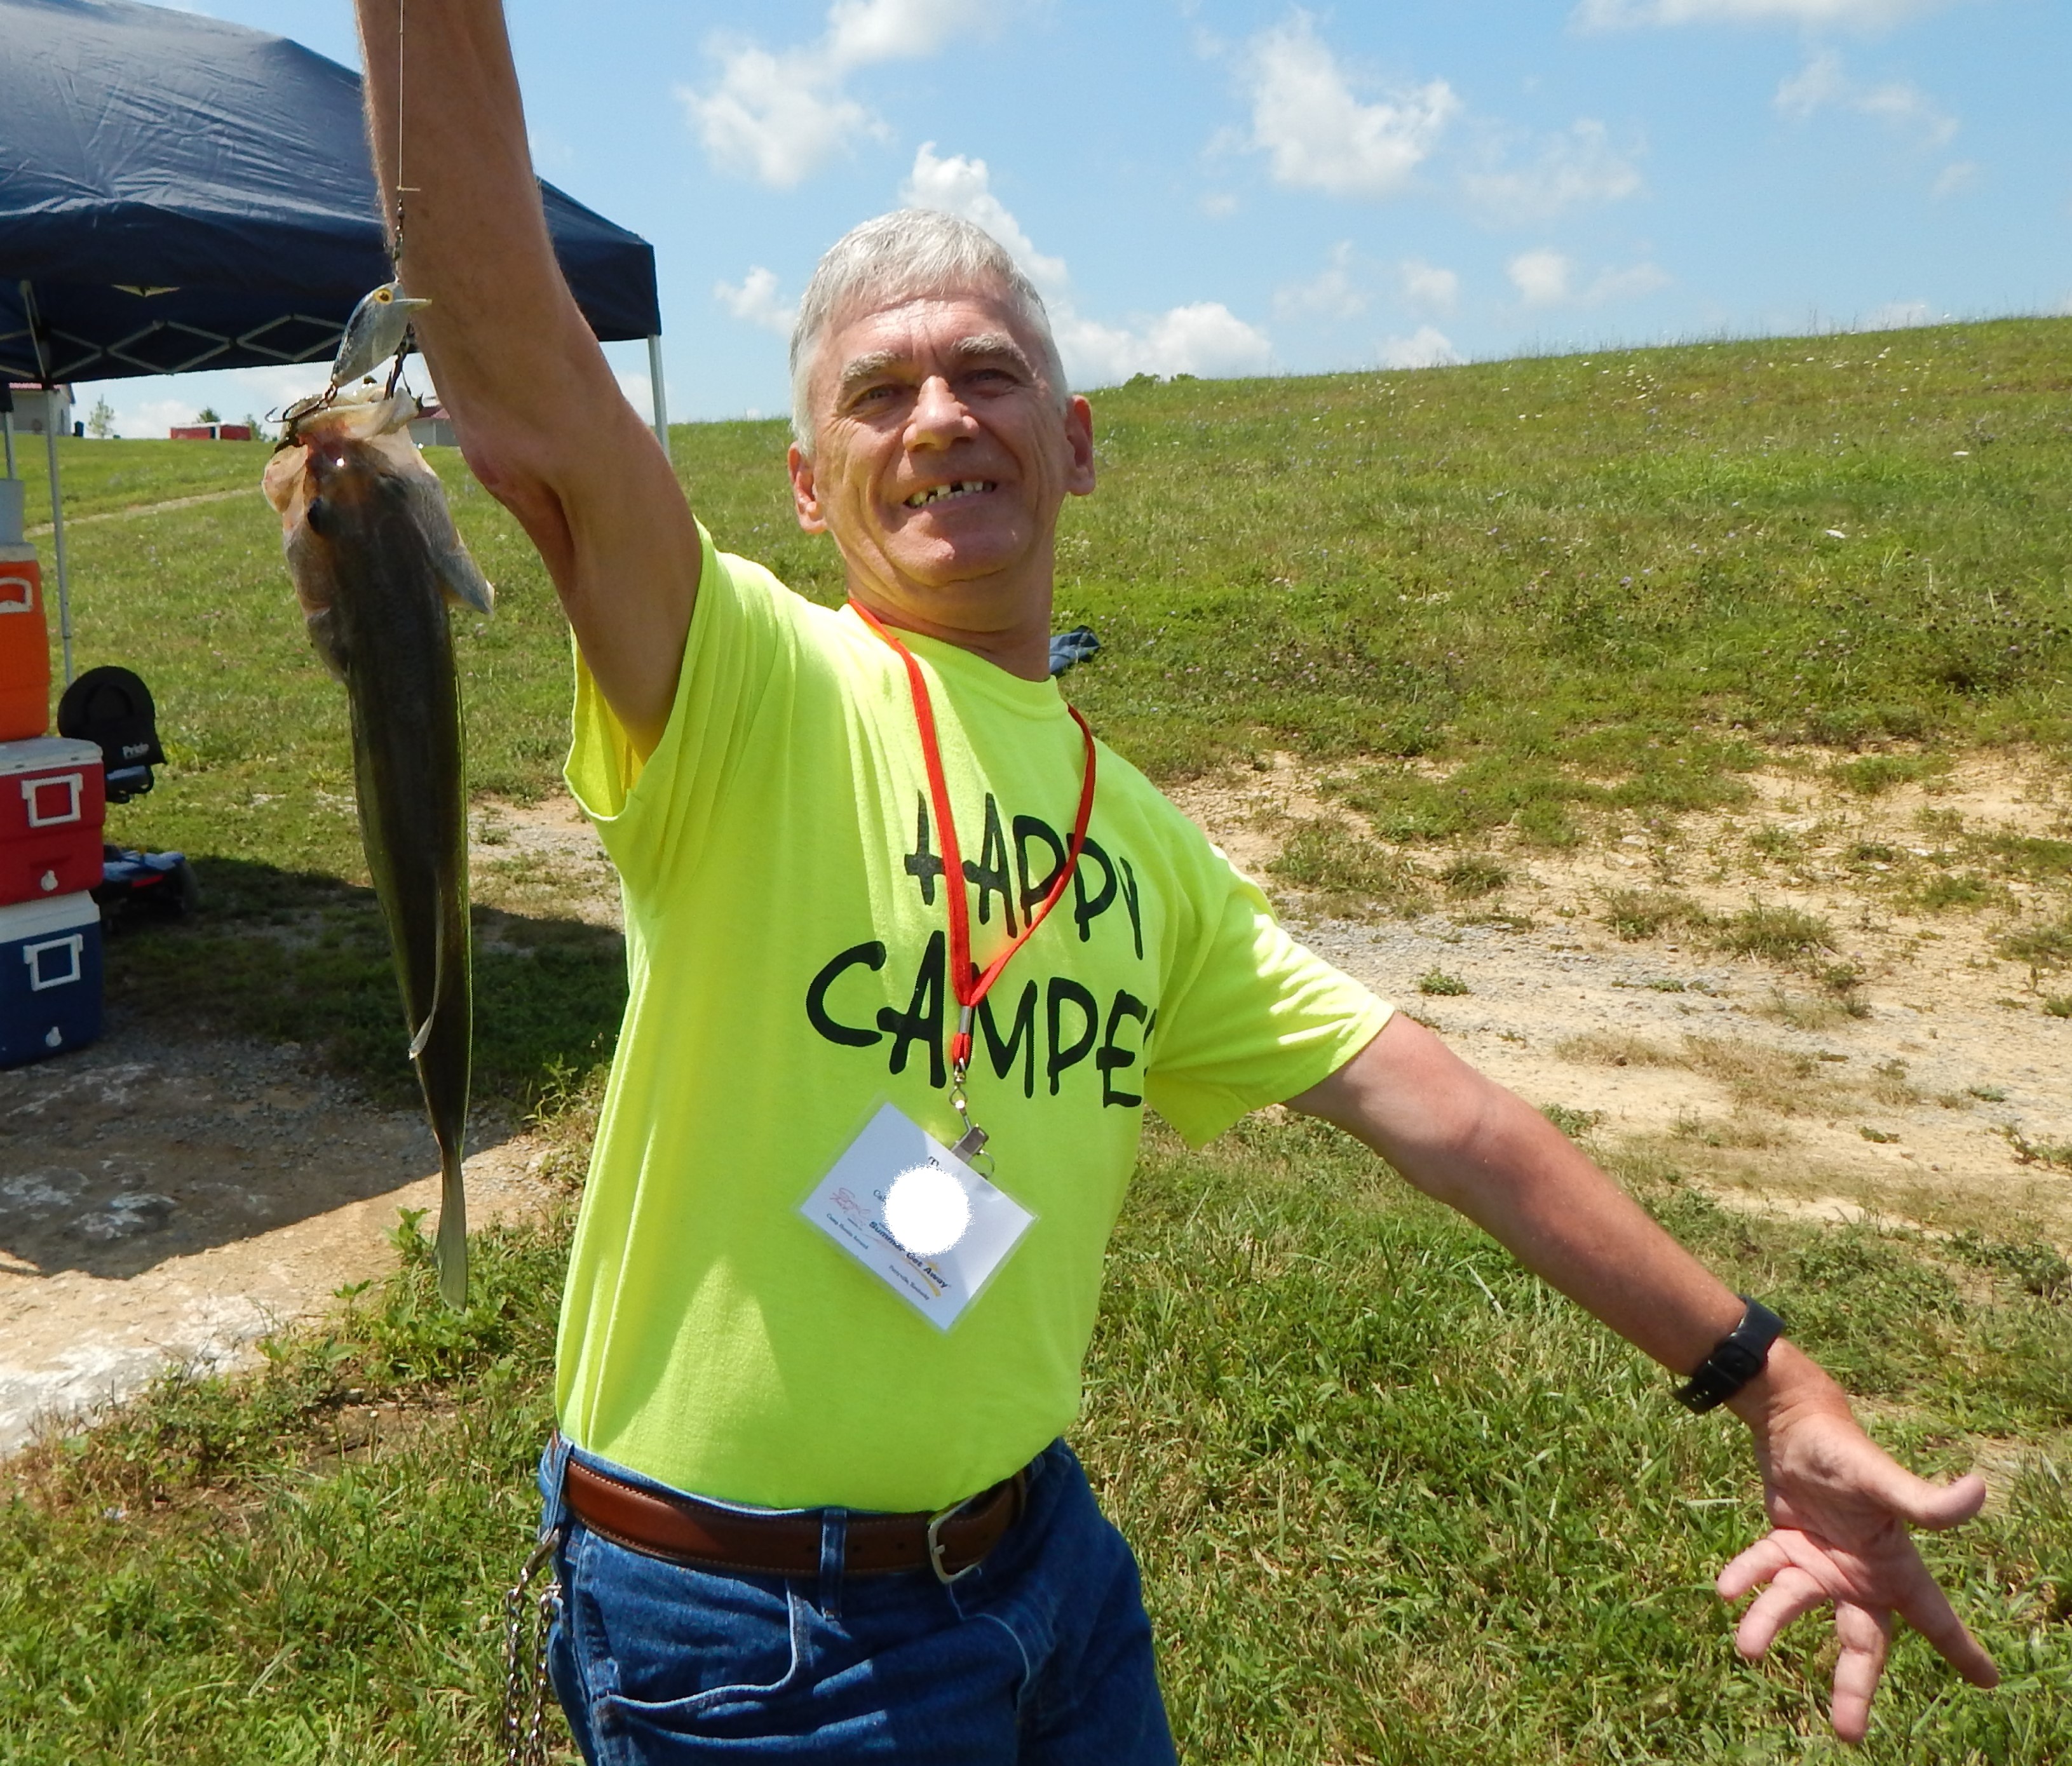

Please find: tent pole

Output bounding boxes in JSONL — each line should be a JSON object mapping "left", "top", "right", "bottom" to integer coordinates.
{"left": 42, "top": 419, "right": 72, "bottom": 685}
{"left": 18, "top": 283, "right": 70, "bottom": 685}
{"left": 2, "top": 408, "right": 14, "bottom": 480}
{"left": 646, "top": 335, "right": 669, "bottom": 462}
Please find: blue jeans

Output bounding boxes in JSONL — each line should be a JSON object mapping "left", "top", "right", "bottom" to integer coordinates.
{"left": 536, "top": 1435, "right": 1177, "bottom": 1763}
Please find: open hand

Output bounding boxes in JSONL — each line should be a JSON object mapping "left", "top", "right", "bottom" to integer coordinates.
{"left": 1717, "top": 1398, "right": 1999, "bottom": 1743}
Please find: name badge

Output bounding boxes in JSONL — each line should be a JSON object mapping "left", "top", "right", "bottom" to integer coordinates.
{"left": 800, "top": 1102, "right": 1036, "bottom": 1331}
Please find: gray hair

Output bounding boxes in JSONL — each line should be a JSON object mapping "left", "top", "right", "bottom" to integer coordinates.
{"left": 789, "top": 209, "right": 1067, "bottom": 453}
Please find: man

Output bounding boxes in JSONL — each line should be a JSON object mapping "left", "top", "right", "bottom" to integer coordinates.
{"left": 355, "top": 6, "right": 1998, "bottom": 1759}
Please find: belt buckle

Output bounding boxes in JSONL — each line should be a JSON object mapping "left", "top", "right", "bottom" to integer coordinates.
{"left": 925, "top": 1495, "right": 980, "bottom": 1586}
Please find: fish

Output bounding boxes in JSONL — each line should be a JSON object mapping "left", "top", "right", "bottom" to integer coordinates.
{"left": 262, "top": 388, "right": 492, "bottom": 1307}
{"left": 330, "top": 280, "right": 430, "bottom": 390}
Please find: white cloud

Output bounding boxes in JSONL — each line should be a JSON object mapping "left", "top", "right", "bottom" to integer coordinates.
{"left": 1400, "top": 259, "right": 1461, "bottom": 315}
{"left": 1060, "top": 306, "right": 1275, "bottom": 384}
{"left": 682, "top": 0, "right": 1001, "bottom": 187}
{"left": 1378, "top": 326, "right": 1462, "bottom": 369}
{"left": 901, "top": 144, "right": 1068, "bottom": 290}
{"left": 1273, "top": 243, "right": 1367, "bottom": 321}
{"left": 1507, "top": 250, "right": 1669, "bottom": 307}
{"left": 1576, "top": 0, "right": 1951, "bottom": 25}
{"left": 1463, "top": 118, "right": 1644, "bottom": 224}
{"left": 1242, "top": 12, "right": 1459, "bottom": 199}
{"left": 1858, "top": 299, "right": 1935, "bottom": 329}
{"left": 1930, "top": 159, "right": 1979, "bottom": 199}
{"left": 77, "top": 363, "right": 333, "bottom": 440}
{"left": 1508, "top": 248, "right": 1573, "bottom": 307}
{"left": 1775, "top": 51, "right": 1957, "bottom": 147}
{"left": 1587, "top": 260, "right": 1673, "bottom": 302}
{"left": 715, "top": 266, "right": 798, "bottom": 335}
{"left": 896, "top": 144, "right": 1271, "bottom": 388}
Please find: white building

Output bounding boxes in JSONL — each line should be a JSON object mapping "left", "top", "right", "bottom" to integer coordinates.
{"left": 3, "top": 384, "right": 73, "bottom": 437}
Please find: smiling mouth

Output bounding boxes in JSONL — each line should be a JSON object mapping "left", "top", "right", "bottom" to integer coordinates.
{"left": 904, "top": 480, "right": 996, "bottom": 509}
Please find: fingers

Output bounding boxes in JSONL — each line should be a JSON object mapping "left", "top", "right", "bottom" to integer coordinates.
{"left": 1843, "top": 1447, "right": 1990, "bottom": 1532}
{"left": 1896, "top": 1567, "right": 2002, "bottom": 1688}
{"left": 1827, "top": 1601, "right": 1894, "bottom": 1746}
{"left": 1716, "top": 1535, "right": 1791, "bottom": 1602}
{"left": 1734, "top": 1565, "right": 1830, "bottom": 1662}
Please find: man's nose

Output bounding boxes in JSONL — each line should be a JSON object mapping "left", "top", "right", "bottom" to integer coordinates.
{"left": 907, "top": 374, "right": 975, "bottom": 443}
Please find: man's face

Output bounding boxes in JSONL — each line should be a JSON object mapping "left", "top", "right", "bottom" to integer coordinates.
{"left": 788, "top": 285, "right": 1095, "bottom": 640}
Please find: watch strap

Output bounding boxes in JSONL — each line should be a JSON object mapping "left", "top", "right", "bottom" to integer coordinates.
{"left": 1674, "top": 1296, "right": 1785, "bottom": 1413}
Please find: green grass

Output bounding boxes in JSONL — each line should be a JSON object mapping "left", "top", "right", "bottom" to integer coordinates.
{"left": 10, "top": 320, "right": 2072, "bottom": 1760}
{"left": 39, "top": 442, "right": 624, "bottom": 1108}
{"left": 3, "top": 1117, "right": 2066, "bottom": 1764}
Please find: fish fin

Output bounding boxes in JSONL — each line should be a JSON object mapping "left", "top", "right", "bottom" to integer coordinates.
{"left": 304, "top": 607, "right": 349, "bottom": 682}
{"left": 409, "top": 896, "right": 446, "bottom": 1061}
{"left": 436, "top": 546, "right": 496, "bottom": 615}
{"left": 434, "top": 1153, "right": 468, "bottom": 1310}
{"left": 397, "top": 471, "right": 496, "bottom": 614}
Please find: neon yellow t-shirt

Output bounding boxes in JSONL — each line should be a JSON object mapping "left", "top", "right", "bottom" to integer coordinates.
{"left": 557, "top": 526, "right": 1393, "bottom": 1512}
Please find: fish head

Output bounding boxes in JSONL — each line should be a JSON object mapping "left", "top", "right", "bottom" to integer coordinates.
{"left": 266, "top": 395, "right": 418, "bottom": 556}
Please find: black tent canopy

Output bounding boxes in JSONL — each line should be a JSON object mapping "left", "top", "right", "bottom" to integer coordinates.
{"left": 0, "top": 0, "right": 668, "bottom": 677}
{"left": 0, "top": 0, "right": 661, "bottom": 381}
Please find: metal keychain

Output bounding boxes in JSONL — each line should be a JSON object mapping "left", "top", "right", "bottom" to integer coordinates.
{"left": 501, "top": 1533, "right": 561, "bottom": 1766}
{"left": 945, "top": 1011, "right": 992, "bottom": 1174}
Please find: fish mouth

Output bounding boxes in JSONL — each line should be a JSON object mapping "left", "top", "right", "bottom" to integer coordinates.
{"left": 903, "top": 480, "right": 996, "bottom": 509}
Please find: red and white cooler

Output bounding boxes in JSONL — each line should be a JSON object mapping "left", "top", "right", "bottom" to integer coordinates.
{"left": 0, "top": 735, "right": 105, "bottom": 906}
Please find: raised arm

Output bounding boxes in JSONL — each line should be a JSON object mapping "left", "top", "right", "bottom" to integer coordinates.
{"left": 1289, "top": 1014, "right": 1998, "bottom": 1743}
{"left": 354, "top": 0, "right": 698, "bottom": 753}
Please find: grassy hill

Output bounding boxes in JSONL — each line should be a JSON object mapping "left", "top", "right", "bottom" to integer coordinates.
{"left": 3, "top": 321, "right": 2066, "bottom": 1763}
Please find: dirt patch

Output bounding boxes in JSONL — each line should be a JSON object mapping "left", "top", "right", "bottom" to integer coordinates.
{"left": 27, "top": 487, "right": 253, "bottom": 538}
{"left": 1174, "top": 750, "right": 2072, "bottom": 1246}
{"left": 0, "top": 1018, "right": 562, "bottom": 1455}
{"left": 6, "top": 758, "right": 2066, "bottom": 1460}
{"left": 0, "top": 794, "right": 619, "bottom": 1459}
{"left": 471, "top": 794, "right": 621, "bottom": 928}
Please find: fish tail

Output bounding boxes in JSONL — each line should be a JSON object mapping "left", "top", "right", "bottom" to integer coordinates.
{"left": 434, "top": 1145, "right": 469, "bottom": 1311}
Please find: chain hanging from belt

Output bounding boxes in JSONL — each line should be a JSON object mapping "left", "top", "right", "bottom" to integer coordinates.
{"left": 848, "top": 598, "right": 1097, "bottom": 1159}
{"left": 501, "top": 1534, "right": 561, "bottom": 1766}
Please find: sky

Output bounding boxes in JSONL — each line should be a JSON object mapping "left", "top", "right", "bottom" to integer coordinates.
{"left": 73, "top": 0, "right": 2072, "bottom": 437}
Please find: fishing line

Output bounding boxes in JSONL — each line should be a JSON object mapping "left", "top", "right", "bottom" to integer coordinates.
{"left": 386, "top": 0, "right": 417, "bottom": 400}
{"left": 393, "top": 0, "right": 409, "bottom": 268}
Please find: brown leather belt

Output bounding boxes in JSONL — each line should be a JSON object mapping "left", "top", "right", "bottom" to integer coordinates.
{"left": 560, "top": 1453, "right": 1029, "bottom": 1585}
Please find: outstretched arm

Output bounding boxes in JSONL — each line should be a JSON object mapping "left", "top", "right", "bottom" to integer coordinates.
{"left": 1287, "top": 1013, "right": 1998, "bottom": 1743}
{"left": 353, "top": 0, "right": 698, "bottom": 754}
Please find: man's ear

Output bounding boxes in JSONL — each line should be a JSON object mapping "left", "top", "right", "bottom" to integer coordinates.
{"left": 1064, "top": 394, "right": 1096, "bottom": 497}
{"left": 788, "top": 443, "right": 827, "bottom": 532}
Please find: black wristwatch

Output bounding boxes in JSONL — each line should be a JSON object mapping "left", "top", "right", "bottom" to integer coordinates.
{"left": 1674, "top": 1297, "right": 1785, "bottom": 1413}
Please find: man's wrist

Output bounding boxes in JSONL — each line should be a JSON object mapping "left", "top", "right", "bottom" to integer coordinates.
{"left": 1724, "top": 1338, "right": 1850, "bottom": 1440}
{"left": 1674, "top": 1296, "right": 1787, "bottom": 1413}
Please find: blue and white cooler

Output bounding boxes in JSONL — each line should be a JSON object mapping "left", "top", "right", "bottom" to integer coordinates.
{"left": 0, "top": 890, "right": 102, "bottom": 1067}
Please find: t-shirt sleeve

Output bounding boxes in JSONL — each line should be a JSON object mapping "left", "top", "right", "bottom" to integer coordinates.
{"left": 1143, "top": 840, "right": 1394, "bottom": 1150}
{"left": 564, "top": 522, "right": 799, "bottom": 888}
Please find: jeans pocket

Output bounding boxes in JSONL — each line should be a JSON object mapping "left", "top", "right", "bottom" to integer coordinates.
{"left": 568, "top": 1527, "right": 815, "bottom": 1738}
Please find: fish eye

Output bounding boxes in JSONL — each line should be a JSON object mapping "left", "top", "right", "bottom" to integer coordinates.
{"left": 376, "top": 288, "right": 393, "bottom": 302}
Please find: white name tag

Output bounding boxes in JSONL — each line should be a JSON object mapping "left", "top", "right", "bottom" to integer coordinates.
{"left": 800, "top": 1102, "right": 1036, "bottom": 1331}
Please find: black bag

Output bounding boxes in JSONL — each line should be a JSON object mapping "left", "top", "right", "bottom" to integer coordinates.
{"left": 57, "top": 665, "right": 165, "bottom": 803}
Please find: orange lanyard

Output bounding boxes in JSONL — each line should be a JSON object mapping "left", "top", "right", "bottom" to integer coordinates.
{"left": 849, "top": 599, "right": 1097, "bottom": 1140}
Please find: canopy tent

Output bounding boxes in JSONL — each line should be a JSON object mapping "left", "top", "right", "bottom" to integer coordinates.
{"left": 0, "top": 0, "right": 667, "bottom": 679}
